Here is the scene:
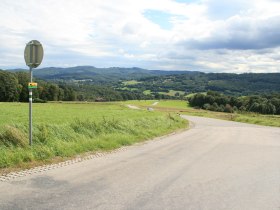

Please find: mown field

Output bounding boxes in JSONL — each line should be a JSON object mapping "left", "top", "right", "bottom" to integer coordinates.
{"left": 0, "top": 102, "right": 187, "bottom": 172}
{"left": 123, "top": 100, "right": 280, "bottom": 127}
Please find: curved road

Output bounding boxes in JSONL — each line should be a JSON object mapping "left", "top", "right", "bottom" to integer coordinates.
{"left": 1, "top": 116, "right": 280, "bottom": 210}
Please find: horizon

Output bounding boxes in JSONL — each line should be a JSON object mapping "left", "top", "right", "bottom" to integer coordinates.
{"left": 2, "top": 65, "right": 280, "bottom": 75}
{"left": 1, "top": 0, "right": 280, "bottom": 73}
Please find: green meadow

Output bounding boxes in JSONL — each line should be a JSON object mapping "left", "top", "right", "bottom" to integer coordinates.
{"left": 125, "top": 100, "right": 280, "bottom": 127}
{"left": 122, "top": 80, "right": 142, "bottom": 85}
{"left": 159, "top": 90, "right": 185, "bottom": 96}
{"left": 122, "top": 100, "right": 190, "bottom": 109}
{"left": 0, "top": 102, "right": 187, "bottom": 171}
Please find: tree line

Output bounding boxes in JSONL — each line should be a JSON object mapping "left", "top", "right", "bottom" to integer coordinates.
{"left": 0, "top": 70, "right": 76, "bottom": 102}
{"left": 0, "top": 70, "right": 151, "bottom": 102}
{"left": 188, "top": 91, "right": 280, "bottom": 115}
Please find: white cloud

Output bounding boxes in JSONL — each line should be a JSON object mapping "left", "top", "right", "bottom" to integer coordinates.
{"left": 0, "top": 0, "right": 280, "bottom": 73}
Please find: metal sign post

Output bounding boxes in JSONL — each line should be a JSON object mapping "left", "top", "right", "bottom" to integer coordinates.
{"left": 24, "top": 40, "right": 44, "bottom": 146}
{"left": 29, "top": 66, "right": 33, "bottom": 146}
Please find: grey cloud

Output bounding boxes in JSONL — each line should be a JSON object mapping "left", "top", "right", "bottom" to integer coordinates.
{"left": 181, "top": 15, "right": 280, "bottom": 50}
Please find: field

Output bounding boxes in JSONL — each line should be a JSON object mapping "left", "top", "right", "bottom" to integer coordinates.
{"left": 159, "top": 90, "right": 185, "bottom": 96}
{"left": 122, "top": 100, "right": 189, "bottom": 108}
{"left": 122, "top": 80, "right": 142, "bottom": 85}
{"left": 0, "top": 102, "right": 187, "bottom": 172}
{"left": 124, "top": 100, "right": 280, "bottom": 127}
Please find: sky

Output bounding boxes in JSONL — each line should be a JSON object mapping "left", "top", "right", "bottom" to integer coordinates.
{"left": 0, "top": 0, "right": 280, "bottom": 73}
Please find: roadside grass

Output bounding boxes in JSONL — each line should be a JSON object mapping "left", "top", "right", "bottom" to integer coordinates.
{"left": 126, "top": 100, "right": 280, "bottom": 127}
{"left": 183, "top": 109, "right": 280, "bottom": 127}
{"left": 0, "top": 102, "right": 187, "bottom": 171}
{"left": 233, "top": 113, "right": 280, "bottom": 127}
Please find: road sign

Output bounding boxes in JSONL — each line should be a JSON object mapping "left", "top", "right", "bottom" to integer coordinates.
{"left": 24, "top": 40, "right": 44, "bottom": 68}
{"left": 28, "top": 82, "right": 38, "bottom": 89}
{"left": 24, "top": 40, "right": 44, "bottom": 146}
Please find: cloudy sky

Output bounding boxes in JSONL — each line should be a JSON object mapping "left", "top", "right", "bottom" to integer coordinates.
{"left": 1, "top": 0, "right": 280, "bottom": 73}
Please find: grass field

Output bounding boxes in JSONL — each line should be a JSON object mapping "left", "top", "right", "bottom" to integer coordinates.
{"left": 119, "top": 87, "right": 139, "bottom": 91}
{"left": 159, "top": 90, "right": 185, "bottom": 96}
{"left": 122, "top": 100, "right": 189, "bottom": 109}
{"left": 122, "top": 80, "right": 142, "bottom": 85}
{"left": 125, "top": 100, "right": 280, "bottom": 127}
{"left": 0, "top": 102, "right": 187, "bottom": 171}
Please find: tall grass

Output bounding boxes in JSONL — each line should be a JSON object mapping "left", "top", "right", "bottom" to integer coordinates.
{"left": 0, "top": 110, "right": 186, "bottom": 169}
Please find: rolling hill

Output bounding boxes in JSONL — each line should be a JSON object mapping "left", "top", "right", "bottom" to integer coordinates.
{"left": 7, "top": 66, "right": 280, "bottom": 96}
{"left": 10, "top": 66, "right": 196, "bottom": 83}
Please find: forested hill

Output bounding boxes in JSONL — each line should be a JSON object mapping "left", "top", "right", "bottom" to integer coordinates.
{"left": 134, "top": 72, "right": 280, "bottom": 95}
{"left": 10, "top": 66, "right": 195, "bottom": 83}
{"left": 6, "top": 66, "right": 280, "bottom": 95}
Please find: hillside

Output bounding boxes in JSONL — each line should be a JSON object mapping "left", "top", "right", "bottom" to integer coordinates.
{"left": 10, "top": 66, "right": 194, "bottom": 83}
{"left": 119, "top": 72, "right": 280, "bottom": 96}
{"left": 7, "top": 66, "right": 280, "bottom": 96}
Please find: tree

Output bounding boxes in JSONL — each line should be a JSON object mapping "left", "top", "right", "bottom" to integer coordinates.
{"left": 271, "top": 98, "right": 280, "bottom": 114}
{"left": 0, "top": 71, "right": 19, "bottom": 102}
{"left": 16, "top": 72, "right": 29, "bottom": 102}
{"left": 48, "top": 84, "right": 59, "bottom": 101}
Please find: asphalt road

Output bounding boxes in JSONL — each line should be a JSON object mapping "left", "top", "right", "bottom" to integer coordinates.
{"left": 1, "top": 116, "right": 280, "bottom": 210}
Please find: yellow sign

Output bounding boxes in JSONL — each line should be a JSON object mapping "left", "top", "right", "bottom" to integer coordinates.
{"left": 28, "top": 82, "right": 38, "bottom": 89}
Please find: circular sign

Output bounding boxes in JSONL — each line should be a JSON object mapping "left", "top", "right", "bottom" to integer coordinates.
{"left": 24, "top": 40, "right": 44, "bottom": 68}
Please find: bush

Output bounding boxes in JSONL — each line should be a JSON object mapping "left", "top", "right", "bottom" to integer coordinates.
{"left": 225, "top": 104, "right": 233, "bottom": 113}
{"left": 33, "top": 98, "right": 47, "bottom": 103}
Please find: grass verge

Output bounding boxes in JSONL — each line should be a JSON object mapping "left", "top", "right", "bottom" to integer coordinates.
{"left": 0, "top": 102, "right": 187, "bottom": 172}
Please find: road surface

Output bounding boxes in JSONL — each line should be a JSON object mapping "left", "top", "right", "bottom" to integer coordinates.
{"left": 0, "top": 116, "right": 280, "bottom": 210}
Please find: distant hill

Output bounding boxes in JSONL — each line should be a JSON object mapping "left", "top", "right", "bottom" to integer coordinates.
{"left": 9, "top": 66, "right": 195, "bottom": 83}
{"left": 7, "top": 66, "right": 280, "bottom": 95}
{"left": 130, "top": 72, "right": 280, "bottom": 96}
